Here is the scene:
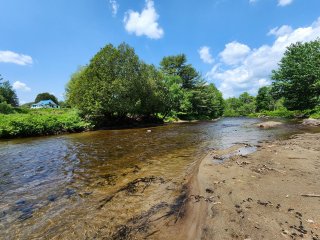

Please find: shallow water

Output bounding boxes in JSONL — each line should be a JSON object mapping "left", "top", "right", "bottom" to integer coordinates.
{"left": 0, "top": 117, "right": 316, "bottom": 239}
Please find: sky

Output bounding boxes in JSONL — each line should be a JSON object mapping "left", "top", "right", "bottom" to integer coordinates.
{"left": 1, "top": 0, "right": 320, "bottom": 104}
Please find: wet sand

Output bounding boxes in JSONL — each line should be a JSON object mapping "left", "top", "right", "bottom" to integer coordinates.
{"left": 165, "top": 132, "right": 320, "bottom": 240}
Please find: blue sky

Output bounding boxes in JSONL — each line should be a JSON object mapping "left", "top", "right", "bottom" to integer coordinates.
{"left": 0, "top": 0, "right": 320, "bottom": 103}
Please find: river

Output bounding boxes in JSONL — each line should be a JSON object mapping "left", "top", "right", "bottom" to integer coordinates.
{"left": 0, "top": 118, "right": 313, "bottom": 239}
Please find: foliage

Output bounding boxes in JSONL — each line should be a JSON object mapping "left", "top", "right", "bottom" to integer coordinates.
{"left": 160, "top": 54, "right": 200, "bottom": 89}
{"left": 249, "top": 109, "right": 297, "bottom": 119}
{"left": 66, "top": 44, "right": 167, "bottom": 123}
{"left": 310, "top": 107, "right": 320, "bottom": 119}
{"left": 187, "top": 83, "right": 224, "bottom": 119}
{"left": 0, "top": 74, "right": 19, "bottom": 107}
{"left": 35, "top": 92, "right": 59, "bottom": 104}
{"left": 224, "top": 92, "right": 256, "bottom": 117}
{"left": 256, "top": 86, "right": 275, "bottom": 112}
{"left": 66, "top": 44, "right": 225, "bottom": 125}
{"left": 0, "top": 102, "right": 15, "bottom": 114}
{"left": 271, "top": 39, "right": 320, "bottom": 110}
{"left": 159, "top": 54, "right": 224, "bottom": 120}
{"left": 158, "top": 75, "right": 192, "bottom": 118}
{"left": 0, "top": 109, "right": 91, "bottom": 138}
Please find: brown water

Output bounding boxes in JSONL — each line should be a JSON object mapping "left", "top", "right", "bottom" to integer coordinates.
{"left": 0, "top": 118, "right": 314, "bottom": 239}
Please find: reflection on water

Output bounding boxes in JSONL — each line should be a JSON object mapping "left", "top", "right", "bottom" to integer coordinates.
{"left": 0, "top": 118, "right": 314, "bottom": 238}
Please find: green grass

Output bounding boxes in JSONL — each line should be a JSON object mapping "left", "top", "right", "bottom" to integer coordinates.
{"left": 0, "top": 108, "right": 91, "bottom": 138}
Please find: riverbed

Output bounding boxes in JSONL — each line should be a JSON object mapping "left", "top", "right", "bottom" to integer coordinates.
{"left": 0, "top": 118, "right": 315, "bottom": 239}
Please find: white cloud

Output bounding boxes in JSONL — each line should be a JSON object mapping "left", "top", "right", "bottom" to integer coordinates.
{"left": 220, "top": 41, "right": 251, "bottom": 66}
{"left": 268, "top": 25, "right": 293, "bottom": 37}
{"left": 206, "top": 17, "right": 320, "bottom": 98}
{"left": 109, "top": 0, "right": 119, "bottom": 17}
{"left": 124, "top": 0, "right": 164, "bottom": 39}
{"left": 13, "top": 81, "right": 31, "bottom": 92}
{"left": 0, "top": 51, "right": 33, "bottom": 65}
{"left": 278, "top": 0, "right": 293, "bottom": 6}
{"left": 198, "top": 46, "right": 214, "bottom": 64}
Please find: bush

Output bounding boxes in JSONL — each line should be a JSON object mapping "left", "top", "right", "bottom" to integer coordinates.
{"left": 0, "top": 109, "right": 91, "bottom": 138}
{"left": 0, "top": 102, "right": 15, "bottom": 114}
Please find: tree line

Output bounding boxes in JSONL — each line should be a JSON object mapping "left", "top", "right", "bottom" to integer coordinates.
{"left": 66, "top": 43, "right": 224, "bottom": 125}
{"left": 1, "top": 39, "right": 320, "bottom": 123}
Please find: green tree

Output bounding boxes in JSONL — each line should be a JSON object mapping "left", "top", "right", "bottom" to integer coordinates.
{"left": 159, "top": 75, "right": 192, "bottom": 118}
{"left": 224, "top": 92, "right": 256, "bottom": 116}
{"left": 256, "top": 86, "right": 275, "bottom": 112}
{"left": 271, "top": 39, "right": 320, "bottom": 110}
{"left": 66, "top": 43, "right": 166, "bottom": 122}
{"left": 0, "top": 74, "right": 19, "bottom": 107}
{"left": 238, "top": 92, "right": 256, "bottom": 115}
{"left": 160, "top": 54, "right": 201, "bottom": 89}
{"left": 189, "top": 83, "right": 224, "bottom": 119}
{"left": 35, "top": 92, "right": 59, "bottom": 104}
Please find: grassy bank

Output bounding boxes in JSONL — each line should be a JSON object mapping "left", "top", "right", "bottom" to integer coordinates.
{"left": 0, "top": 109, "right": 91, "bottom": 138}
{"left": 222, "top": 107, "right": 320, "bottom": 119}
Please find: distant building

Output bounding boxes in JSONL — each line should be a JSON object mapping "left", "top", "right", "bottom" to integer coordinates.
{"left": 31, "top": 100, "right": 60, "bottom": 109}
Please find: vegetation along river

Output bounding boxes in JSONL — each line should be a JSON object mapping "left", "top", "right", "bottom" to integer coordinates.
{"left": 0, "top": 117, "right": 317, "bottom": 239}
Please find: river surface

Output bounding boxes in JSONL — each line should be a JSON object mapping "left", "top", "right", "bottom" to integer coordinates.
{"left": 0, "top": 118, "right": 315, "bottom": 239}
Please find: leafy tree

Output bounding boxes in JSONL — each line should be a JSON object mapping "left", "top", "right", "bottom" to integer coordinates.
{"left": 160, "top": 54, "right": 201, "bottom": 89}
{"left": 159, "top": 75, "right": 192, "bottom": 118}
{"left": 0, "top": 74, "right": 19, "bottom": 107}
{"left": 189, "top": 83, "right": 224, "bottom": 119}
{"left": 271, "top": 39, "right": 320, "bottom": 110}
{"left": 66, "top": 43, "right": 166, "bottom": 122}
{"left": 35, "top": 92, "right": 59, "bottom": 104}
{"left": 256, "top": 86, "right": 275, "bottom": 112}
{"left": 238, "top": 92, "right": 256, "bottom": 115}
{"left": 224, "top": 92, "right": 256, "bottom": 116}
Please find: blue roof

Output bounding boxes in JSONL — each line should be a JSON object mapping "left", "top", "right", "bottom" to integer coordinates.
{"left": 36, "top": 100, "right": 57, "bottom": 105}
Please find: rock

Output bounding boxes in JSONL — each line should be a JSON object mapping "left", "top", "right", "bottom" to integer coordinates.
{"left": 47, "top": 195, "right": 57, "bottom": 202}
{"left": 147, "top": 130, "right": 152, "bottom": 133}
{"left": 257, "top": 121, "right": 283, "bottom": 128}
{"left": 302, "top": 118, "right": 320, "bottom": 126}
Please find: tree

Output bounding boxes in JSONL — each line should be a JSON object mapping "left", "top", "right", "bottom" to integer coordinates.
{"left": 160, "top": 54, "right": 201, "bottom": 89}
{"left": 256, "top": 86, "right": 275, "bottom": 112}
{"left": 66, "top": 43, "right": 166, "bottom": 122}
{"left": 0, "top": 74, "right": 19, "bottom": 107}
{"left": 159, "top": 75, "right": 192, "bottom": 118}
{"left": 189, "top": 83, "right": 224, "bottom": 119}
{"left": 35, "top": 92, "right": 58, "bottom": 104}
{"left": 224, "top": 92, "right": 256, "bottom": 116}
{"left": 271, "top": 39, "right": 320, "bottom": 110}
{"left": 238, "top": 92, "right": 256, "bottom": 115}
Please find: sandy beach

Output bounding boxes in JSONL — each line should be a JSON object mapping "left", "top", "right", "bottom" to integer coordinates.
{"left": 167, "top": 132, "right": 320, "bottom": 240}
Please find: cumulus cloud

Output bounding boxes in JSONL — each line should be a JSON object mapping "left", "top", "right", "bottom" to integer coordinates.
{"left": 198, "top": 46, "right": 214, "bottom": 64}
{"left": 220, "top": 41, "right": 251, "bottom": 66}
{"left": 124, "top": 0, "right": 164, "bottom": 39}
{"left": 206, "top": 17, "right": 320, "bottom": 98}
{"left": 268, "top": 25, "right": 293, "bottom": 37}
{"left": 0, "top": 51, "right": 33, "bottom": 65}
{"left": 278, "top": 0, "right": 293, "bottom": 6}
{"left": 109, "top": 0, "right": 119, "bottom": 17}
{"left": 13, "top": 81, "right": 31, "bottom": 92}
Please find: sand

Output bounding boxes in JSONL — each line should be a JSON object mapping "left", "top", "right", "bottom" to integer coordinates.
{"left": 162, "top": 132, "right": 320, "bottom": 240}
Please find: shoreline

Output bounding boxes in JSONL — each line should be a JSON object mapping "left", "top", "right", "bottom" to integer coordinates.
{"left": 165, "top": 132, "right": 320, "bottom": 239}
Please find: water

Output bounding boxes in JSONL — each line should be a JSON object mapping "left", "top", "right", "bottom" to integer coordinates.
{"left": 0, "top": 118, "right": 314, "bottom": 239}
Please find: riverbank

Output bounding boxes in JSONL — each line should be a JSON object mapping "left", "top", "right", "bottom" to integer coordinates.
{"left": 168, "top": 132, "right": 320, "bottom": 240}
{"left": 0, "top": 109, "right": 90, "bottom": 138}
